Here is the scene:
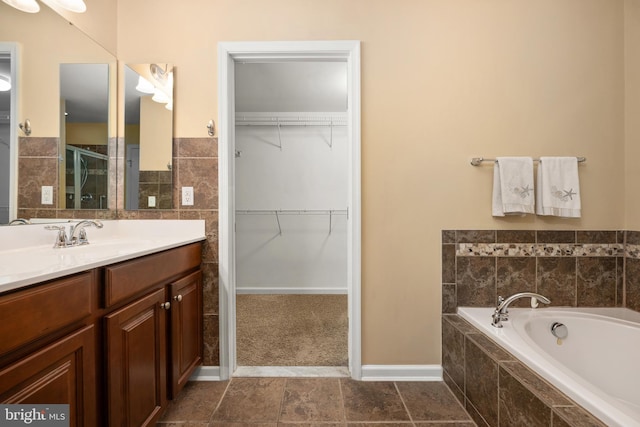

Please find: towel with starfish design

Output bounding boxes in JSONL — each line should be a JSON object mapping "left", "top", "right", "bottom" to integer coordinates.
{"left": 492, "top": 157, "right": 535, "bottom": 217}
{"left": 536, "top": 157, "right": 581, "bottom": 218}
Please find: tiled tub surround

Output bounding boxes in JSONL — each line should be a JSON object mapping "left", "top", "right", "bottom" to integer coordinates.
{"left": 441, "top": 229, "right": 640, "bottom": 427}
{"left": 441, "top": 230, "right": 639, "bottom": 313}
{"left": 442, "top": 314, "right": 607, "bottom": 427}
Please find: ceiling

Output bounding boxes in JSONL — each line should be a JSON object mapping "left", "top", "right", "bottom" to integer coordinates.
{"left": 59, "top": 63, "right": 109, "bottom": 123}
{"left": 235, "top": 61, "right": 348, "bottom": 112}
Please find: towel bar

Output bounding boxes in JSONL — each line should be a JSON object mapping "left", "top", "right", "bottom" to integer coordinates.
{"left": 470, "top": 157, "right": 586, "bottom": 166}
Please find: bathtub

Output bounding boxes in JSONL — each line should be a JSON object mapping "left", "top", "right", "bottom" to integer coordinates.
{"left": 457, "top": 306, "right": 640, "bottom": 427}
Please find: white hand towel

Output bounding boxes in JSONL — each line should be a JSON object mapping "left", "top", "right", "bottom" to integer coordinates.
{"left": 492, "top": 157, "right": 535, "bottom": 217}
{"left": 535, "top": 157, "right": 581, "bottom": 218}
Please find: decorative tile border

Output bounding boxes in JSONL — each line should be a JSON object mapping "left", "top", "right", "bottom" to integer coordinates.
{"left": 457, "top": 243, "right": 624, "bottom": 257}
{"left": 626, "top": 244, "right": 640, "bottom": 259}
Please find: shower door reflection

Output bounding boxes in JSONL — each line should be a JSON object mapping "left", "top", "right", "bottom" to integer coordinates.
{"left": 65, "top": 146, "right": 108, "bottom": 209}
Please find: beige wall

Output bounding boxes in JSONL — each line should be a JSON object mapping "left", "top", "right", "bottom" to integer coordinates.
{"left": 626, "top": 0, "right": 640, "bottom": 229}
{"left": 114, "top": 0, "right": 626, "bottom": 365}
{"left": 139, "top": 96, "right": 172, "bottom": 170}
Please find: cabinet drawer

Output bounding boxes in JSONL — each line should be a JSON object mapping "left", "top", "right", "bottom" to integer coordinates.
{"left": 104, "top": 243, "right": 201, "bottom": 307}
{"left": 0, "top": 272, "right": 93, "bottom": 356}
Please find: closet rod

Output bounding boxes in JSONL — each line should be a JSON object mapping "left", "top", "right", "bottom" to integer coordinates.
{"left": 470, "top": 156, "right": 586, "bottom": 166}
{"left": 235, "top": 121, "right": 347, "bottom": 127}
{"left": 236, "top": 209, "right": 348, "bottom": 234}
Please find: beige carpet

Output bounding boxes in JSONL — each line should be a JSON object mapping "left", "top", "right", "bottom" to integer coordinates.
{"left": 236, "top": 294, "right": 348, "bottom": 366}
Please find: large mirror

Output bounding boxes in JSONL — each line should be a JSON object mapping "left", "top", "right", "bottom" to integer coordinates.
{"left": 60, "top": 63, "right": 110, "bottom": 210}
{"left": 124, "top": 64, "right": 174, "bottom": 210}
{"left": 0, "top": 1, "right": 116, "bottom": 222}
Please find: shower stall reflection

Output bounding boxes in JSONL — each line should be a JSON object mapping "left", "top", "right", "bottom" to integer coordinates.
{"left": 65, "top": 145, "right": 108, "bottom": 209}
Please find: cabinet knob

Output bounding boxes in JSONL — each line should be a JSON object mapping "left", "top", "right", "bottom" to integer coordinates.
{"left": 160, "top": 301, "right": 171, "bottom": 310}
{"left": 174, "top": 294, "right": 183, "bottom": 302}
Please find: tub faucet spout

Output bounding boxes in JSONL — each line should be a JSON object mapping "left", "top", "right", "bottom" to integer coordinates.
{"left": 491, "top": 292, "right": 550, "bottom": 328}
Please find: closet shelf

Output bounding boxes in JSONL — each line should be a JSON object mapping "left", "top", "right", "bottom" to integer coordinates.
{"left": 236, "top": 209, "right": 348, "bottom": 235}
{"left": 236, "top": 112, "right": 347, "bottom": 149}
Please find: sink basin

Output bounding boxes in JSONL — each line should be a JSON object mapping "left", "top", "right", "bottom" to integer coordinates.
{"left": 0, "top": 219, "right": 206, "bottom": 294}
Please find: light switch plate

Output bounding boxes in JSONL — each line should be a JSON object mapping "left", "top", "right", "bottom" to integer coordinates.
{"left": 182, "top": 187, "right": 194, "bottom": 206}
{"left": 148, "top": 196, "right": 156, "bottom": 207}
{"left": 41, "top": 186, "right": 53, "bottom": 205}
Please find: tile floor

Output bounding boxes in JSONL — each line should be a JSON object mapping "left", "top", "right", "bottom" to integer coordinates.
{"left": 157, "top": 377, "right": 476, "bottom": 426}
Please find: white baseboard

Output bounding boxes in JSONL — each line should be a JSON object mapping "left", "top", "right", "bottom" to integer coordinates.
{"left": 236, "top": 287, "right": 347, "bottom": 295}
{"left": 360, "top": 365, "right": 443, "bottom": 381}
{"left": 189, "top": 366, "right": 222, "bottom": 381}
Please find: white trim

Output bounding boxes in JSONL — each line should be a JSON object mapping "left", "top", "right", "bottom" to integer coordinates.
{"left": 233, "top": 366, "right": 350, "bottom": 378}
{"left": 189, "top": 366, "right": 222, "bottom": 381}
{"left": 0, "top": 43, "right": 19, "bottom": 222}
{"left": 236, "top": 287, "right": 347, "bottom": 295}
{"left": 360, "top": 365, "right": 444, "bottom": 382}
{"left": 218, "top": 40, "right": 362, "bottom": 381}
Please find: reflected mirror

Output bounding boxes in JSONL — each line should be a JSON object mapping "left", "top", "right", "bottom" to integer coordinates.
{"left": 124, "top": 64, "right": 174, "bottom": 210}
{"left": 0, "top": 53, "right": 11, "bottom": 224}
{"left": 0, "top": 2, "right": 116, "bottom": 221}
{"left": 60, "top": 63, "right": 109, "bottom": 210}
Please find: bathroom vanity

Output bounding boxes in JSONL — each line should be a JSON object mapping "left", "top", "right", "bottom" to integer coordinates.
{"left": 0, "top": 220, "right": 205, "bottom": 426}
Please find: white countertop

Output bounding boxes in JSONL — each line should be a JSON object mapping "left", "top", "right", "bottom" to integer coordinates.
{"left": 0, "top": 220, "right": 206, "bottom": 294}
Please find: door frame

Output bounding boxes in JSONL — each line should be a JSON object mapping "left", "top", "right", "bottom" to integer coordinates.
{"left": 217, "top": 40, "right": 362, "bottom": 380}
{"left": 0, "top": 43, "right": 19, "bottom": 222}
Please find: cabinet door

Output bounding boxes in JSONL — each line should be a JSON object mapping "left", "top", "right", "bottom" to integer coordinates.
{"left": 0, "top": 325, "right": 96, "bottom": 427}
{"left": 168, "top": 270, "right": 202, "bottom": 399}
{"left": 105, "top": 288, "right": 168, "bottom": 427}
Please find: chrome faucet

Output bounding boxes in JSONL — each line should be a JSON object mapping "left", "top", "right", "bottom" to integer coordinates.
{"left": 45, "top": 220, "right": 103, "bottom": 248}
{"left": 491, "top": 292, "right": 550, "bottom": 328}
{"left": 69, "top": 220, "right": 103, "bottom": 245}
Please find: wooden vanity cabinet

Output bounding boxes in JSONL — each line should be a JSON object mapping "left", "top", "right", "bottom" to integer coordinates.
{"left": 0, "top": 242, "right": 203, "bottom": 427}
{"left": 103, "top": 243, "right": 203, "bottom": 427}
{"left": 105, "top": 288, "right": 168, "bottom": 427}
{"left": 0, "top": 272, "right": 98, "bottom": 427}
{"left": 168, "top": 270, "right": 203, "bottom": 399}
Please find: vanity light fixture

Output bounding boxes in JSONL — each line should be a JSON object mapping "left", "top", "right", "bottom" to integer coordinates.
{"left": 2, "top": 0, "right": 39, "bottom": 13}
{"left": 0, "top": 75, "right": 10, "bottom": 91}
{"left": 152, "top": 88, "right": 170, "bottom": 104}
{"left": 135, "top": 76, "right": 155, "bottom": 94}
{"left": 3, "top": 0, "right": 86, "bottom": 13}
{"left": 49, "top": 0, "right": 86, "bottom": 13}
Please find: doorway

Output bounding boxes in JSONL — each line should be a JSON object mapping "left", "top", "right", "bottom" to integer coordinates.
{"left": 0, "top": 43, "right": 18, "bottom": 224}
{"left": 218, "top": 41, "right": 361, "bottom": 380}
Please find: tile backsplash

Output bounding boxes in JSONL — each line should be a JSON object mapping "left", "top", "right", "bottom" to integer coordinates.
{"left": 442, "top": 230, "right": 640, "bottom": 313}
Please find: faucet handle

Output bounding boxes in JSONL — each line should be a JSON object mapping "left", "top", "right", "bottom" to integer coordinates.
{"left": 497, "top": 295, "right": 505, "bottom": 306}
{"left": 45, "top": 225, "right": 69, "bottom": 248}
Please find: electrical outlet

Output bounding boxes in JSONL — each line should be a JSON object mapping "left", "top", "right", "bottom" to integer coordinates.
{"left": 182, "top": 187, "right": 194, "bottom": 206}
{"left": 41, "top": 186, "right": 53, "bottom": 205}
{"left": 148, "top": 196, "right": 156, "bottom": 208}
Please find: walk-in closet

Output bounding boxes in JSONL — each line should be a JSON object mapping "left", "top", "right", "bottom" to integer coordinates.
{"left": 234, "top": 61, "right": 349, "bottom": 367}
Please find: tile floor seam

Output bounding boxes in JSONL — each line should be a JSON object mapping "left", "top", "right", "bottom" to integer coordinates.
{"left": 337, "top": 377, "right": 347, "bottom": 424}
{"left": 393, "top": 381, "right": 416, "bottom": 426}
{"left": 276, "top": 377, "right": 289, "bottom": 423}
{"left": 208, "top": 378, "right": 233, "bottom": 423}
